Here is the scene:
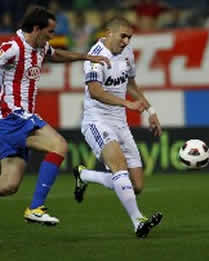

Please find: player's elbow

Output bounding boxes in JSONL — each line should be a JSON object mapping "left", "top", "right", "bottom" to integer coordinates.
{"left": 88, "top": 88, "right": 98, "bottom": 99}
{"left": 89, "top": 90, "right": 97, "bottom": 99}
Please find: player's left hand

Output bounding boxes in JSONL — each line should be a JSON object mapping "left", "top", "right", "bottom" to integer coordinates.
{"left": 87, "top": 55, "right": 111, "bottom": 68}
{"left": 148, "top": 114, "right": 162, "bottom": 136}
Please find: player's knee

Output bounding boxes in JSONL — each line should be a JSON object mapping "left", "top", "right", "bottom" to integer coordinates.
{"left": 54, "top": 137, "right": 68, "bottom": 156}
{"left": 111, "top": 164, "right": 128, "bottom": 173}
{"left": 109, "top": 157, "right": 128, "bottom": 172}
{"left": 60, "top": 138, "right": 68, "bottom": 155}
{"left": 0, "top": 184, "right": 18, "bottom": 196}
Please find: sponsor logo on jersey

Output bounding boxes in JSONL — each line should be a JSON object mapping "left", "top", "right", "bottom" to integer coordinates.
{"left": 25, "top": 66, "right": 41, "bottom": 80}
{"left": 104, "top": 72, "right": 128, "bottom": 86}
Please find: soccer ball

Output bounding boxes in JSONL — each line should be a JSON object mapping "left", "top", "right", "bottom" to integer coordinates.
{"left": 179, "top": 139, "right": 209, "bottom": 169}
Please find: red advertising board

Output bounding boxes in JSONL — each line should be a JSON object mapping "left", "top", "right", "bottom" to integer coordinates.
{"left": 132, "top": 30, "right": 209, "bottom": 89}
{"left": 1, "top": 30, "right": 209, "bottom": 128}
{"left": 1, "top": 30, "right": 209, "bottom": 90}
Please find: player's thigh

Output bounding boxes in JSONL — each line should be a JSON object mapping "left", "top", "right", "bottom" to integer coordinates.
{"left": 102, "top": 141, "right": 128, "bottom": 172}
{"left": 118, "top": 126, "right": 142, "bottom": 169}
{"left": 26, "top": 124, "right": 67, "bottom": 155}
{"left": 0, "top": 157, "right": 26, "bottom": 189}
{"left": 82, "top": 122, "right": 127, "bottom": 172}
{"left": 129, "top": 167, "right": 144, "bottom": 194}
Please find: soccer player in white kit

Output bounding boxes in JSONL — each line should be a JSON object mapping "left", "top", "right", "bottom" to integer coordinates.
{"left": 73, "top": 17, "right": 163, "bottom": 238}
{"left": 0, "top": 6, "right": 110, "bottom": 226}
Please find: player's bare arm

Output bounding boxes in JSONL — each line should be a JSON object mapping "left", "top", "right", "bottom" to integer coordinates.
{"left": 127, "top": 77, "right": 150, "bottom": 112}
{"left": 128, "top": 78, "right": 162, "bottom": 136}
{"left": 49, "top": 49, "right": 111, "bottom": 67}
{"left": 88, "top": 81, "right": 143, "bottom": 110}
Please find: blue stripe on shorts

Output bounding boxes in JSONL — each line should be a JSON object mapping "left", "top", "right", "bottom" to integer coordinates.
{"left": 89, "top": 124, "right": 104, "bottom": 148}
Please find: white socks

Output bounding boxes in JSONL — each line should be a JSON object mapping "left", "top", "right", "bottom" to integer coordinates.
{"left": 112, "top": 171, "right": 144, "bottom": 230}
{"left": 80, "top": 168, "right": 144, "bottom": 230}
{"left": 80, "top": 169, "right": 114, "bottom": 189}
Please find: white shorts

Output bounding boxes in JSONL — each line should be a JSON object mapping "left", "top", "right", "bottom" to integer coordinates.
{"left": 81, "top": 122, "right": 142, "bottom": 168}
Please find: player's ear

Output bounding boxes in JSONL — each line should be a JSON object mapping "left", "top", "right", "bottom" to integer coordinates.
{"left": 106, "top": 28, "right": 112, "bottom": 38}
{"left": 33, "top": 25, "right": 40, "bottom": 32}
{"left": 107, "top": 31, "right": 113, "bottom": 38}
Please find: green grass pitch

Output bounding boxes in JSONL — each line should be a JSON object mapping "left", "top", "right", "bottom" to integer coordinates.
{"left": 1, "top": 172, "right": 209, "bottom": 261}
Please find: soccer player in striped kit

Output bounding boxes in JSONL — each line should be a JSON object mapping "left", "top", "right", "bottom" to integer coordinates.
{"left": 73, "top": 17, "right": 163, "bottom": 238}
{"left": 0, "top": 6, "right": 110, "bottom": 225}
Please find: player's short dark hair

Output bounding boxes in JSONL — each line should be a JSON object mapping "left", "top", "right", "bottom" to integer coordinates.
{"left": 106, "top": 17, "right": 131, "bottom": 32}
{"left": 20, "top": 5, "right": 56, "bottom": 33}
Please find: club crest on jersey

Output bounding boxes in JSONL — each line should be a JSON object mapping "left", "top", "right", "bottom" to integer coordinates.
{"left": 125, "top": 58, "right": 130, "bottom": 66}
{"left": 91, "top": 62, "right": 100, "bottom": 71}
{"left": 26, "top": 66, "right": 41, "bottom": 80}
{"left": 119, "top": 59, "right": 130, "bottom": 71}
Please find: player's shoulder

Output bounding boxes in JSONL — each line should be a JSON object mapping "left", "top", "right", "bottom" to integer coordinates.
{"left": 88, "top": 39, "right": 107, "bottom": 57}
{"left": 84, "top": 40, "right": 106, "bottom": 69}
{"left": 1, "top": 36, "right": 19, "bottom": 47}
{"left": 122, "top": 44, "right": 134, "bottom": 56}
{"left": 0, "top": 38, "right": 19, "bottom": 55}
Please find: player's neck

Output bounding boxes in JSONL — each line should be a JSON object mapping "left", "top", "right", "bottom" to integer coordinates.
{"left": 23, "top": 32, "right": 37, "bottom": 49}
{"left": 103, "top": 38, "right": 114, "bottom": 55}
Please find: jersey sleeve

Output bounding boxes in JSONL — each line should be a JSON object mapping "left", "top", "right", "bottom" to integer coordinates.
{"left": 127, "top": 47, "right": 136, "bottom": 78}
{"left": 84, "top": 60, "right": 104, "bottom": 84}
{"left": 0, "top": 42, "right": 17, "bottom": 67}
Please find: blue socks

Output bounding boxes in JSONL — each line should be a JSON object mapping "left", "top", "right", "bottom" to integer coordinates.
{"left": 30, "top": 152, "right": 64, "bottom": 209}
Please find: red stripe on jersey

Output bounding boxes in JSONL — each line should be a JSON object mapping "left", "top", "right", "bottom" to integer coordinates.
{"left": 13, "top": 36, "right": 25, "bottom": 107}
{"left": 1, "top": 93, "right": 11, "bottom": 117}
{"left": 0, "top": 44, "right": 15, "bottom": 117}
{"left": 0, "top": 44, "right": 12, "bottom": 52}
{"left": 28, "top": 50, "right": 37, "bottom": 112}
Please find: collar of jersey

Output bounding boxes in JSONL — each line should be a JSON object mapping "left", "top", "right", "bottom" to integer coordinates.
{"left": 98, "top": 38, "right": 116, "bottom": 58}
{"left": 16, "top": 29, "right": 37, "bottom": 50}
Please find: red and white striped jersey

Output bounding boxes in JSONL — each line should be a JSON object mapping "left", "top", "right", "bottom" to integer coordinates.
{"left": 0, "top": 29, "right": 55, "bottom": 118}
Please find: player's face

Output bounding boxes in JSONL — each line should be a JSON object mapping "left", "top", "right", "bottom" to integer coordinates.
{"left": 110, "top": 25, "right": 133, "bottom": 54}
{"left": 36, "top": 19, "right": 56, "bottom": 48}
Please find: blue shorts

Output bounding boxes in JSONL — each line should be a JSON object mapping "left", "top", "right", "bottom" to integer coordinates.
{"left": 0, "top": 110, "right": 47, "bottom": 161}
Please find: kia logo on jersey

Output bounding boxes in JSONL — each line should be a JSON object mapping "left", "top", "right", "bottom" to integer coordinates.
{"left": 26, "top": 66, "right": 41, "bottom": 80}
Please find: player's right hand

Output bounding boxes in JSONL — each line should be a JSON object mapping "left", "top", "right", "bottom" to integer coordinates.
{"left": 148, "top": 114, "right": 162, "bottom": 136}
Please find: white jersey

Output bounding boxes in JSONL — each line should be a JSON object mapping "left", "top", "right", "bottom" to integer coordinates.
{"left": 0, "top": 29, "right": 55, "bottom": 119}
{"left": 82, "top": 39, "right": 136, "bottom": 128}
